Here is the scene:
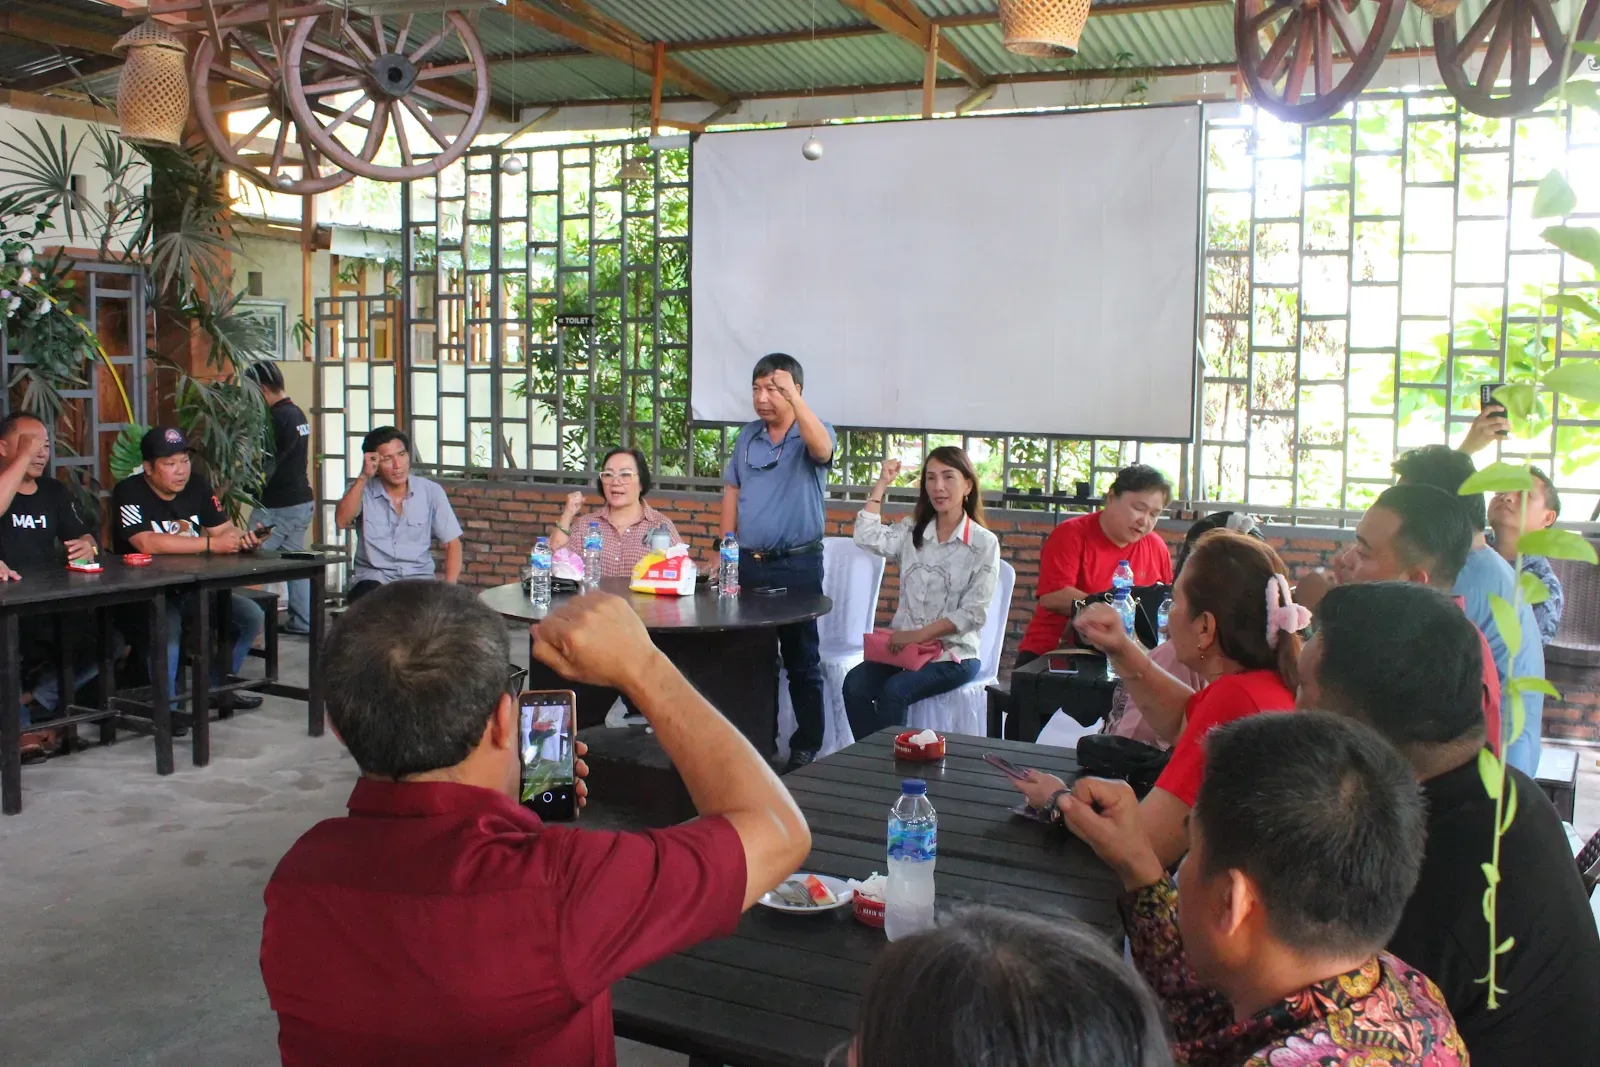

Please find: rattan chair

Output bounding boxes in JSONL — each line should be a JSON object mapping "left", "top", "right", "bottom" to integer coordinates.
{"left": 1548, "top": 552, "right": 1600, "bottom": 670}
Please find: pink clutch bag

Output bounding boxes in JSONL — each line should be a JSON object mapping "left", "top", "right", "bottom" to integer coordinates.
{"left": 863, "top": 629, "right": 943, "bottom": 670}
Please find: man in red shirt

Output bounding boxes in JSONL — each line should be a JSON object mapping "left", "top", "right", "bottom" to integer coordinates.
{"left": 1299, "top": 483, "right": 1501, "bottom": 752}
{"left": 1016, "top": 464, "right": 1174, "bottom": 664}
{"left": 259, "top": 582, "right": 811, "bottom": 1067}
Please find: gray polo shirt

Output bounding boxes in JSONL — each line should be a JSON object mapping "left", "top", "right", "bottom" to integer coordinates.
{"left": 723, "top": 419, "right": 836, "bottom": 552}
{"left": 351, "top": 474, "right": 463, "bottom": 585}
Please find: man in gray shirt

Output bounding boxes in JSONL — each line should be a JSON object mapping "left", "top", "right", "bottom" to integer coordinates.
{"left": 721, "top": 354, "right": 837, "bottom": 772}
{"left": 335, "top": 426, "right": 463, "bottom": 603}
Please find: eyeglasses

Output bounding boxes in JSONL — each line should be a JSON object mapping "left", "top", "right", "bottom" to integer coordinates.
{"left": 507, "top": 664, "right": 529, "bottom": 694}
{"left": 745, "top": 437, "right": 786, "bottom": 471}
{"left": 599, "top": 470, "right": 638, "bottom": 482}
{"left": 823, "top": 1040, "right": 853, "bottom": 1067}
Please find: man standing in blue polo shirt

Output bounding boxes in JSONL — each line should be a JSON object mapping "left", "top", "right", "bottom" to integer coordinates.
{"left": 722, "top": 354, "right": 837, "bottom": 772}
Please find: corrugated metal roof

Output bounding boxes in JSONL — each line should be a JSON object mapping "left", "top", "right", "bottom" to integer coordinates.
{"left": 587, "top": 0, "right": 869, "bottom": 43}
{"left": 495, "top": 54, "right": 647, "bottom": 103}
{"left": 675, "top": 34, "right": 926, "bottom": 96}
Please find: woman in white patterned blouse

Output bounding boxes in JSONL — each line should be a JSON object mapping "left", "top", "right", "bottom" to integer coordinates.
{"left": 845, "top": 447, "right": 1001, "bottom": 740}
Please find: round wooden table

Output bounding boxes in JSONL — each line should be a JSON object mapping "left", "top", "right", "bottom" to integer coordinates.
{"left": 480, "top": 576, "right": 833, "bottom": 757}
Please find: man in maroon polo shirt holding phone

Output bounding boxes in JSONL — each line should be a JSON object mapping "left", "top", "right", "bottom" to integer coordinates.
{"left": 259, "top": 582, "right": 811, "bottom": 1067}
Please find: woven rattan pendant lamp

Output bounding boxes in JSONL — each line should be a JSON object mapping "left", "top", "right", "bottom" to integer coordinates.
{"left": 113, "top": 20, "right": 189, "bottom": 147}
{"left": 997, "top": 0, "right": 1092, "bottom": 58}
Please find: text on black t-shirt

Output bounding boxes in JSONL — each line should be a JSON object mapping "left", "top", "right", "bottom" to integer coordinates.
{"left": 0, "top": 477, "right": 91, "bottom": 572}
{"left": 111, "top": 472, "right": 228, "bottom": 555}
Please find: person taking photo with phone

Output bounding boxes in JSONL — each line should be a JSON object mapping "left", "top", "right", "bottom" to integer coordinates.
{"left": 261, "top": 581, "right": 810, "bottom": 1067}
{"left": 334, "top": 426, "right": 462, "bottom": 603}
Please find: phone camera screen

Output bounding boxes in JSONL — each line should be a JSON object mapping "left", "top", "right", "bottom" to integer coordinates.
{"left": 519, "top": 691, "right": 577, "bottom": 821}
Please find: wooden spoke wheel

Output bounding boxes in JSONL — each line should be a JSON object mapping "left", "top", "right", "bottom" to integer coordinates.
{"left": 1435, "top": 0, "right": 1600, "bottom": 117}
{"left": 283, "top": 9, "right": 491, "bottom": 183}
{"left": 192, "top": 19, "right": 361, "bottom": 196}
{"left": 1236, "top": 0, "right": 1407, "bottom": 122}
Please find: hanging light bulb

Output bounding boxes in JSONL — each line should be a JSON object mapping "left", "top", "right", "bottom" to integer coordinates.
{"left": 502, "top": 154, "right": 525, "bottom": 175}
{"left": 801, "top": 134, "right": 824, "bottom": 161}
{"left": 618, "top": 155, "right": 650, "bottom": 182}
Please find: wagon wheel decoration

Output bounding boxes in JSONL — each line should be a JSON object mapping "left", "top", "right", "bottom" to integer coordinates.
{"left": 1435, "top": 0, "right": 1600, "bottom": 118}
{"left": 1236, "top": 0, "right": 1408, "bottom": 122}
{"left": 282, "top": 9, "right": 491, "bottom": 182}
{"left": 192, "top": 20, "right": 363, "bottom": 195}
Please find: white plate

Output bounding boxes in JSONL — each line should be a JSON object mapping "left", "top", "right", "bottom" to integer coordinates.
{"left": 758, "top": 872, "right": 854, "bottom": 914}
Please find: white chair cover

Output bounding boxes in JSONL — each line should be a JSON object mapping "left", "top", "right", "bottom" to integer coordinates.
{"left": 905, "top": 560, "right": 1017, "bottom": 738}
{"left": 777, "top": 537, "right": 887, "bottom": 759}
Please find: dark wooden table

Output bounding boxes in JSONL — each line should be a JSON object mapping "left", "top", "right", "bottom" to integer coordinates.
{"left": 610, "top": 729, "right": 1123, "bottom": 1067}
{"left": 0, "top": 558, "right": 183, "bottom": 815}
{"left": 480, "top": 577, "right": 832, "bottom": 756}
{"left": 139, "top": 552, "right": 337, "bottom": 764}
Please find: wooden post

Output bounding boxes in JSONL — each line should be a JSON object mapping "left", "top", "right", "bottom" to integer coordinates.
{"left": 301, "top": 193, "right": 315, "bottom": 361}
{"left": 922, "top": 22, "right": 940, "bottom": 119}
{"left": 650, "top": 40, "right": 665, "bottom": 134}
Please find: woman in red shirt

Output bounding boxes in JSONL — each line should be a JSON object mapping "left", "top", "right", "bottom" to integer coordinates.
{"left": 1013, "top": 530, "right": 1306, "bottom": 867}
{"left": 1015, "top": 464, "right": 1175, "bottom": 664}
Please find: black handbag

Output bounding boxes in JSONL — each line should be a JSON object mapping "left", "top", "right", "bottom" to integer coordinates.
{"left": 1075, "top": 734, "right": 1171, "bottom": 799}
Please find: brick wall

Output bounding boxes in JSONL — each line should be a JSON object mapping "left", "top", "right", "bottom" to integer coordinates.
{"left": 441, "top": 477, "right": 1354, "bottom": 670}
{"left": 1547, "top": 661, "right": 1600, "bottom": 744}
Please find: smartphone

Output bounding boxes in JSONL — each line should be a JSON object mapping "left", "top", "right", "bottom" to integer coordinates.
{"left": 280, "top": 550, "right": 317, "bottom": 560}
{"left": 1480, "top": 383, "right": 1510, "bottom": 437}
{"left": 983, "top": 752, "right": 1033, "bottom": 782}
{"left": 755, "top": 586, "right": 788, "bottom": 596}
{"left": 252, "top": 524, "right": 276, "bottom": 538}
{"left": 519, "top": 689, "right": 578, "bottom": 822}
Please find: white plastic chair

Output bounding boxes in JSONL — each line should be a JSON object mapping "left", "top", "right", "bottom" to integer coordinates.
{"left": 776, "top": 536, "right": 886, "bottom": 759}
{"left": 904, "top": 560, "right": 1017, "bottom": 738}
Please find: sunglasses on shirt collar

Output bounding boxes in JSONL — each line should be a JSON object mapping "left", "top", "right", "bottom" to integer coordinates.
{"left": 745, "top": 436, "right": 786, "bottom": 471}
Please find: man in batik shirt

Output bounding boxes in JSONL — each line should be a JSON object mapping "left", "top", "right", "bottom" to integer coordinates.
{"left": 1052, "top": 711, "right": 1467, "bottom": 1067}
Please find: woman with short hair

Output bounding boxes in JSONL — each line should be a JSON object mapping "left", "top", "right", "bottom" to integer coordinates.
{"left": 549, "top": 446, "right": 681, "bottom": 579}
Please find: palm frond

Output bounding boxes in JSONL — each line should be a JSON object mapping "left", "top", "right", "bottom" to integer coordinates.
{"left": 0, "top": 121, "right": 87, "bottom": 241}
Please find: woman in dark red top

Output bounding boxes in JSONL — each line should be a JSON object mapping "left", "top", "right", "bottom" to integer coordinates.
{"left": 1013, "top": 530, "right": 1306, "bottom": 867}
{"left": 1015, "top": 464, "right": 1175, "bottom": 663}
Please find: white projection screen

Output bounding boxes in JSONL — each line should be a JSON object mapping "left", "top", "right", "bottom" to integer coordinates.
{"left": 691, "top": 105, "right": 1204, "bottom": 440}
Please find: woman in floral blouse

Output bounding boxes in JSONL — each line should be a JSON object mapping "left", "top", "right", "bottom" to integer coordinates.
{"left": 843, "top": 447, "right": 1000, "bottom": 740}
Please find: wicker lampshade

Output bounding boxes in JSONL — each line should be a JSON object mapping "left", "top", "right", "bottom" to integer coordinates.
{"left": 1408, "top": 0, "right": 1461, "bottom": 18}
{"left": 113, "top": 20, "right": 189, "bottom": 147}
{"left": 997, "top": 0, "right": 1093, "bottom": 58}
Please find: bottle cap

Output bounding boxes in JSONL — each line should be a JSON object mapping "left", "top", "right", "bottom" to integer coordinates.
{"left": 901, "top": 779, "right": 927, "bottom": 795}
{"left": 1118, "top": 559, "right": 1130, "bottom": 566}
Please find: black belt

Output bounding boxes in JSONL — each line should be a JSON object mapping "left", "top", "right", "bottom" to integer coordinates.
{"left": 743, "top": 540, "right": 823, "bottom": 563}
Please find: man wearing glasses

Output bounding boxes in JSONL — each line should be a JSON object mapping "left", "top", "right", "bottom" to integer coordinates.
{"left": 722, "top": 353, "right": 837, "bottom": 772}
{"left": 335, "top": 426, "right": 463, "bottom": 603}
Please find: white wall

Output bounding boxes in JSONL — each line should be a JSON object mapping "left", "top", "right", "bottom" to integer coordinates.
{"left": 0, "top": 103, "right": 145, "bottom": 251}
{"left": 235, "top": 235, "right": 332, "bottom": 350}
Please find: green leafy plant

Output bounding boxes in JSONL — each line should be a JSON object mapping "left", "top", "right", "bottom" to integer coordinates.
{"left": 0, "top": 123, "right": 273, "bottom": 521}
{"left": 1467, "top": 31, "right": 1600, "bottom": 1009}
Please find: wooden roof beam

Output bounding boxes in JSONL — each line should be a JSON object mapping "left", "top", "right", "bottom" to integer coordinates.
{"left": 503, "top": 0, "right": 733, "bottom": 106}
{"left": 835, "top": 0, "right": 988, "bottom": 88}
{"left": 0, "top": 10, "right": 122, "bottom": 57}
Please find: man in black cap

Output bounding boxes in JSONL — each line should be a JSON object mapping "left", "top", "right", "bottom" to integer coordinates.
{"left": 111, "top": 426, "right": 265, "bottom": 710}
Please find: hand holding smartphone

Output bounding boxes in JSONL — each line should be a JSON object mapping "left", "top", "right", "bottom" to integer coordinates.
{"left": 520, "top": 689, "right": 578, "bottom": 821}
{"left": 1480, "top": 383, "right": 1510, "bottom": 437}
{"left": 983, "top": 752, "right": 1034, "bottom": 782}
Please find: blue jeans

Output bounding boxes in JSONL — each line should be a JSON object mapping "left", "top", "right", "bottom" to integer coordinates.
{"left": 22, "top": 665, "right": 101, "bottom": 728}
{"left": 844, "top": 657, "right": 982, "bottom": 739}
{"left": 742, "top": 551, "right": 826, "bottom": 753}
{"left": 166, "top": 593, "right": 265, "bottom": 697}
{"left": 253, "top": 501, "right": 314, "bottom": 631}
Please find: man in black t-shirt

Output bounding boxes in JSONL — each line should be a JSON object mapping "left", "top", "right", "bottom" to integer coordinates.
{"left": 111, "top": 427, "right": 265, "bottom": 710}
{"left": 246, "top": 362, "right": 315, "bottom": 634}
{"left": 0, "top": 412, "right": 102, "bottom": 732}
{"left": 1300, "top": 581, "right": 1600, "bottom": 1067}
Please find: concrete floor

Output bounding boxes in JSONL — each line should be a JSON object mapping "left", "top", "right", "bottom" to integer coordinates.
{"left": 2, "top": 628, "right": 1596, "bottom": 1066}
{"left": 0, "top": 630, "right": 684, "bottom": 1067}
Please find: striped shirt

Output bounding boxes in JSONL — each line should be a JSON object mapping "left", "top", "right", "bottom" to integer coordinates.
{"left": 571, "top": 504, "right": 683, "bottom": 578}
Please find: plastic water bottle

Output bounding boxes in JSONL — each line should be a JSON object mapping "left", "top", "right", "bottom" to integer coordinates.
{"left": 885, "top": 779, "right": 937, "bottom": 941}
{"left": 582, "top": 521, "right": 603, "bottom": 590}
{"left": 1112, "top": 559, "right": 1135, "bottom": 595}
{"left": 719, "top": 533, "right": 740, "bottom": 598}
{"left": 1107, "top": 587, "right": 1137, "bottom": 681}
{"left": 530, "top": 536, "right": 552, "bottom": 608}
{"left": 1157, "top": 595, "right": 1172, "bottom": 645}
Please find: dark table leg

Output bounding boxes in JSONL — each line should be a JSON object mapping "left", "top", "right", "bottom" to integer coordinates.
{"left": 2, "top": 613, "right": 21, "bottom": 815}
{"left": 215, "top": 591, "right": 234, "bottom": 719}
{"left": 97, "top": 610, "right": 117, "bottom": 746}
{"left": 192, "top": 590, "right": 211, "bottom": 766}
{"left": 307, "top": 567, "right": 325, "bottom": 737}
{"left": 150, "top": 592, "right": 173, "bottom": 776}
{"left": 651, "top": 628, "right": 780, "bottom": 757}
{"left": 57, "top": 618, "right": 77, "bottom": 751}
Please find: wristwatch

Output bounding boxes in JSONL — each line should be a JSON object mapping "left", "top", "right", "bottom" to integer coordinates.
{"left": 1046, "top": 788, "right": 1072, "bottom": 823}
